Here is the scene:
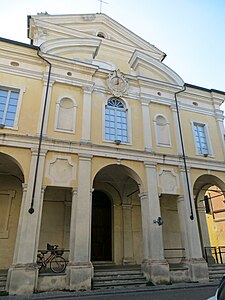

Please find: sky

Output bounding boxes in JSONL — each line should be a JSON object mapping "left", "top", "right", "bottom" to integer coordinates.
{"left": 1, "top": 0, "right": 225, "bottom": 94}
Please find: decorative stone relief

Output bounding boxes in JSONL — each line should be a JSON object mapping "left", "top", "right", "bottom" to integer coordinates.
{"left": 47, "top": 156, "right": 76, "bottom": 186}
{"left": 158, "top": 168, "right": 179, "bottom": 194}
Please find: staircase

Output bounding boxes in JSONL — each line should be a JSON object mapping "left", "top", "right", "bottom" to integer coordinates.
{"left": 92, "top": 265, "right": 149, "bottom": 290}
{"left": 0, "top": 270, "right": 7, "bottom": 294}
{"left": 208, "top": 264, "right": 225, "bottom": 281}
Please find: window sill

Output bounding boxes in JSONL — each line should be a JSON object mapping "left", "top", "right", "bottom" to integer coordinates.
{"left": 103, "top": 139, "right": 132, "bottom": 146}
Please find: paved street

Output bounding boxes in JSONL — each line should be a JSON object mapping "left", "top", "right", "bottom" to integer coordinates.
{"left": 2, "top": 283, "right": 218, "bottom": 300}
{"left": 60, "top": 286, "right": 217, "bottom": 300}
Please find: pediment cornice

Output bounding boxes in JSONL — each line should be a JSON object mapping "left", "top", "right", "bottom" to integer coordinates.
{"left": 40, "top": 38, "right": 101, "bottom": 58}
{"left": 129, "top": 50, "right": 184, "bottom": 86}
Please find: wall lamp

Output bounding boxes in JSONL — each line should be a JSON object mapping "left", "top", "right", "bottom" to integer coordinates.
{"left": 153, "top": 217, "right": 163, "bottom": 226}
{"left": 115, "top": 139, "right": 121, "bottom": 145}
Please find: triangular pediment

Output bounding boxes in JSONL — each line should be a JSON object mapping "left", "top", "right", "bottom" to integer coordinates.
{"left": 28, "top": 13, "right": 165, "bottom": 61}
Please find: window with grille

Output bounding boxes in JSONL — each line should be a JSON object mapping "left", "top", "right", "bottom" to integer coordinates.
{"left": 193, "top": 123, "right": 209, "bottom": 155}
{"left": 105, "top": 97, "right": 128, "bottom": 143}
{"left": 0, "top": 88, "right": 19, "bottom": 127}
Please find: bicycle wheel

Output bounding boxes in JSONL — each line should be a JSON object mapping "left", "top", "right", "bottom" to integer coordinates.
{"left": 37, "top": 256, "right": 43, "bottom": 271}
{"left": 50, "top": 256, "right": 66, "bottom": 273}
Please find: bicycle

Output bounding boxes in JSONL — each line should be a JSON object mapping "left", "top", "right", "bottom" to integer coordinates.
{"left": 37, "top": 243, "right": 66, "bottom": 273}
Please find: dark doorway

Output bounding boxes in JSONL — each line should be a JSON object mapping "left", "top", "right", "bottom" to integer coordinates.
{"left": 91, "top": 190, "right": 112, "bottom": 261}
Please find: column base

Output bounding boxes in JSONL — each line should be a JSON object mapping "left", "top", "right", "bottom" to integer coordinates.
{"left": 123, "top": 257, "right": 136, "bottom": 265}
{"left": 182, "top": 258, "right": 209, "bottom": 282}
{"left": 141, "top": 259, "right": 170, "bottom": 285}
{"left": 6, "top": 264, "right": 37, "bottom": 295}
{"left": 66, "top": 262, "right": 93, "bottom": 291}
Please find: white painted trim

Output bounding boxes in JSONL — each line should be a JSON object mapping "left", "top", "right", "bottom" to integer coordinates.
{"left": 0, "top": 190, "right": 15, "bottom": 239}
{"left": 153, "top": 114, "right": 172, "bottom": 147}
{"left": 190, "top": 120, "right": 214, "bottom": 157}
{"left": 102, "top": 96, "right": 132, "bottom": 144}
{"left": 0, "top": 84, "right": 26, "bottom": 130}
{"left": 54, "top": 96, "right": 77, "bottom": 134}
{"left": 157, "top": 167, "right": 180, "bottom": 194}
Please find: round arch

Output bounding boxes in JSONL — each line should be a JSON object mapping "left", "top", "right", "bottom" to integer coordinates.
{"left": 0, "top": 151, "right": 24, "bottom": 182}
{"left": 92, "top": 163, "right": 144, "bottom": 193}
{"left": 91, "top": 163, "right": 144, "bottom": 264}
{"left": 193, "top": 174, "right": 225, "bottom": 263}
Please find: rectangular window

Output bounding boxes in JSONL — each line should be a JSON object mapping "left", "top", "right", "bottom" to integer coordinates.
{"left": 0, "top": 88, "right": 19, "bottom": 127}
{"left": 193, "top": 123, "right": 209, "bottom": 155}
{"left": 105, "top": 107, "right": 128, "bottom": 142}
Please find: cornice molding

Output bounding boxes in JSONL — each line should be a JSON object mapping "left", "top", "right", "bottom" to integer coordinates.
{"left": 129, "top": 50, "right": 184, "bottom": 86}
{"left": 41, "top": 38, "right": 101, "bottom": 59}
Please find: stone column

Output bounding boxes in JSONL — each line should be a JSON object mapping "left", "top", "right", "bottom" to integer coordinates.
{"left": 37, "top": 79, "right": 53, "bottom": 136}
{"left": 215, "top": 111, "right": 225, "bottom": 157}
{"left": 141, "top": 100, "right": 152, "bottom": 152}
{"left": 170, "top": 104, "right": 182, "bottom": 155}
{"left": 63, "top": 201, "right": 71, "bottom": 250}
{"left": 122, "top": 204, "right": 135, "bottom": 264}
{"left": 7, "top": 149, "right": 47, "bottom": 295}
{"left": 67, "top": 154, "right": 93, "bottom": 291}
{"left": 81, "top": 85, "right": 94, "bottom": 143}
{"left": 196, "top": 201, "right": 215, "bottom": 264}
{"left": 177, "top": 167, "right": 208, "bottom": 282}
{"left": 140, "top": 162, "right": 170, "bottom": 284}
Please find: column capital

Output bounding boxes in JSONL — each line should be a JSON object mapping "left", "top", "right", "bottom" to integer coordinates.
{"left": 170, "top": 103, "right": 177, "bottom": 111}
{"left": 177, "top": 195, "right": 184, "bottom": 203}
{"left": 138, "top": 192, "right": 148, "bottom": 201}
{"left": 78, "top": 153, "right": 93, "bottom": 161}
{"left": 31, "top": 148, "right": 48, "bottom": 157}
{"left": 144, "top": 161, "right": 157, "bottom": 168}
{"left": 179, "top": 165, "right": 191, "bottom": 173}
{"left": 41, "top": 185, "right": 47, "bottom": 192}
{"left": 122, "top": 203, "right": 133, "bottom": 209}
{"left": 82, "top": 84, "right": 94, "bottom": 93}
{"left": 72, "top": 188, "right": 78, "bottom": 195}
{"left": 22, "top": 183, "right": 28, "bottom": 192}
{"left": 141, "top": 100, "right": 151, "bottom": 106}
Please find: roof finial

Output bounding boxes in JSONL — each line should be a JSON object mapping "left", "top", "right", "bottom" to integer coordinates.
{"left": 97, "top": 0, "right": 108, "bottom": 14}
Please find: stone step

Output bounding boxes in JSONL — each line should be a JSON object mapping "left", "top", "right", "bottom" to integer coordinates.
{"left": 92, "top": 280, "right": 147, "bottom": 289}
{"left": 208, "top": 264, "right": 225, "bottom": 281}
{"left": 94, "top": 270, "right": 142, "bottom": 277}
{"left": 92, "top": 266, "right": 148, "bottom": 290}
{"left": 0, "top": 277, "right": 7, "bottom": 292}
{"left": 94, "top": 274, "right": 146, "bottom": 281}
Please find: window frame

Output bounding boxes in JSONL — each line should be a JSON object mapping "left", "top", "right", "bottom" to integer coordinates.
{"left": 103, "top": 97, "right": 132, "bottom": 144}
{"left": 191, "top": 121, "right": 213, "bottom": 156}
{"left": 0, "top": 84, "right": 25, "bottom": 130}
{"left": 54, "top": 96, "right": 77, "bottom": 134}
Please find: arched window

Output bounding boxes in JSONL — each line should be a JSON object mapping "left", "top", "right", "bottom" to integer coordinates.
{"left": 55, "top": 97, "right": 77, "bottom": 133}
{"left": 105, "top": 97, "right": 128, "bottom": 143}
{"left": 154, "top": 114, "right": 171, "bottom": 147}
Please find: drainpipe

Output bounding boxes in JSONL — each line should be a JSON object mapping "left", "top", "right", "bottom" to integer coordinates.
{"left": 174, "top": 84, "right": 194, "bottom": 220}
{"left": 28, "top": 49, "right": 52, "bottom": 214}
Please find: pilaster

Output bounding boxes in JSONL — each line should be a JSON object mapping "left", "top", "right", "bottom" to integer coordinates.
{"left": 122, "top": 203, "right": 135, "bottom": 264}
{"left": 81, "top": 85, "right": 94, "bottom": 143}
{"left": 67, "top": 154, "right": 93, "bottom": 291}
{"left": 178, "top": 168, "right": 208, "bottom": 282}
{"left": 215, "top": 110, "right": 225, "bottom": 158}
{"left": 141, "top": 99, "right": 152, "bottom": 152}
{"left": 170, "top": 104, "right": 182, "bottom": 155}
{"left": 140, "top": 162, "right": 169, "bottom": 284}
{"left": 37, "top": 80, "right": 54, "bottom": 136}
{"left": 7, "top": 149, "right": 47, "bottom": 295}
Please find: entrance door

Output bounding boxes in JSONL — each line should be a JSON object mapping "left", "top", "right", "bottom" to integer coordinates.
{"left": 91, "top": 191, "right": 112, "bottom": 261}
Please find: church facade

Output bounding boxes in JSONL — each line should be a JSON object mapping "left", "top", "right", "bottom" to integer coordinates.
{"left": 1, "top": 13, "right": 225, "bottom": 295}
